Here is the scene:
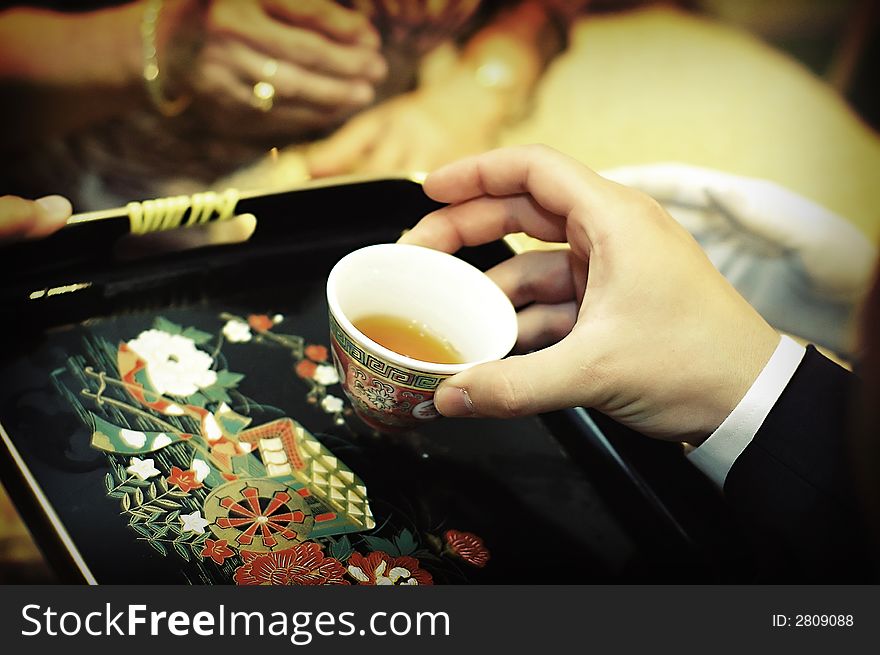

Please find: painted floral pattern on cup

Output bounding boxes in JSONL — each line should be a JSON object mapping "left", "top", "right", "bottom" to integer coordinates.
{"left": 329, "top": 315, "right": 443, "bottom": 431}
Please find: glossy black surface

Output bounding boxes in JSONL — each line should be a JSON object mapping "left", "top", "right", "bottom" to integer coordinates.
{"left": 0, "top": 179, "right": 752, "bottom": 583}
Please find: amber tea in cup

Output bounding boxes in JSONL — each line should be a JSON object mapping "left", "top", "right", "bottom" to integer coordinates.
{"left": 352, "top": 314, "right": 464, "bottom": 365}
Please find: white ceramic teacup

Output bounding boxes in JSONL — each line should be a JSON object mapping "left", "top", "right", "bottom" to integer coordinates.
{"left": 326, "top": 243, "right": 518, "bottom": 430}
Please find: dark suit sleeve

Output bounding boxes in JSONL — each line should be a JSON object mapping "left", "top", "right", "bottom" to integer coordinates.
{"left": 723, "top": 346, "right": 875, "bottom": 581}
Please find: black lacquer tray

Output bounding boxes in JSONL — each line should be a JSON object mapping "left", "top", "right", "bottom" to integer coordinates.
{"left": 0, "top": 177, "right": 754, "bottom": 584}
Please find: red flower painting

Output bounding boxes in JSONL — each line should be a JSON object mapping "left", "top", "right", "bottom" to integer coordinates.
{"left": 295, "top": 360, "right": 318, "bottom": 379}
{"left": 346, "top": 551, "right": 433, "bottom": 586}
{"left": 247, "top": 314, "right": 274, "bottom": 332}
{"left": 304, "top": 344, "right": 329, "bottom": 362}
{"left": 167, "top": 466, "right": 203, "bottom": 493}
{"left": 201, "top": 539, "right": 235, "bottom": 565}
{"left": 444, "top": 529, "right": 490, "bottom": 568}
{"left": 233, "top": 542, "right": 349, "bottom": 586}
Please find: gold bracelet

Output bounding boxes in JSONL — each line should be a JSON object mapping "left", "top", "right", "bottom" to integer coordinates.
{"left": 141, "top": 0, "right": 191, "bottom": 117}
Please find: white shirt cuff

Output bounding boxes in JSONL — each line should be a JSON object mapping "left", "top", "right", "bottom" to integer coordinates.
{"left": 686, "top": 335, "right": 806, "bottom": 488}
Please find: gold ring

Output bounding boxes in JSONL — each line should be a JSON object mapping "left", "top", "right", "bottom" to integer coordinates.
{"left": 251, "top": 58, "right": 278, "bottom": 112}
{"left": 251, "top": 81, "right": 275, "bottom": 111}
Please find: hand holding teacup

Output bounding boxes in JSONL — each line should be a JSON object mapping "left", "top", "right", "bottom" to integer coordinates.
{"left": 398, "top": 145, "right": 781, "bottom": 446}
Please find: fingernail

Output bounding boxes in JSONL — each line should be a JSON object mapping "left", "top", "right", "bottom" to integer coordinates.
{"left": 28, "top": 195, "right": 71, "bottom": 236}
{"left": 35, "top": 195, "right": 72, "bottom": 222}
{"left": 434, "top": 385, "right": 475, "bottom": 417}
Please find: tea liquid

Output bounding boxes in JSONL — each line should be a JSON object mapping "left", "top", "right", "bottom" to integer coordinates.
{"left": 353, "top": 314, "right": 464, "bottom": 364}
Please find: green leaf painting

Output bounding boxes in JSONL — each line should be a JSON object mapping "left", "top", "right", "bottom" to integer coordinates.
{"left": 393, "top": 528, "right": 418, "bottom": 556}
{"left": 181, "top": 327, "right": 213, "bottom": 345}
{"left": 360, "top": 535, "right": 399, "bottom": 556}
{"left": 329, "top": 536, "right": 354, "bottom": 562}
{"left": 153, "top": 317, "right": 182, "bottom": 335}
{"left": 215, "top": 370, "right": 245, "bottom": 388}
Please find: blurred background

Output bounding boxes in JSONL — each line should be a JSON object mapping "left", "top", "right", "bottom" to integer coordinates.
{"left": 699, "top": 0, "right": 878, "bottom": 128}
{"left": 631, "top": 0, "right": 880, "bottom": 127}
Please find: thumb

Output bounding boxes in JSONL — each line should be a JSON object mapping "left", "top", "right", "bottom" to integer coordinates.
{"left": 0, "top": 194, "right": 71, "bottom": 242}
{"left": 29, "top": 195, "right": 72, "bottom": 237}
{"left": 434, "top": 337, "right": 591, "bottom": 418}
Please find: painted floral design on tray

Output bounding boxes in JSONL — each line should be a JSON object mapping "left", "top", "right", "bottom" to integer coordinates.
{"left": 442, "top": 529, "right": 491, "bottom": 568}
{"left": 234, "top": 542, "right": 350, "bottom": 586}
{"left": 346, "top": 551, "right": 433, "bottom": 586}
{"left": 54, "top": 313, "right": 489, "bottom": 584}
{"left": 230, "top": 526, "right": 492, "bottom": 586}
{"left": 219, "top": 312, "right": 346, "bottom": 425}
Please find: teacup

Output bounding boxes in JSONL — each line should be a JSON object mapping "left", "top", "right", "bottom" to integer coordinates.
{"left": 326, "top": 243, "right": 518, "bottom": 431}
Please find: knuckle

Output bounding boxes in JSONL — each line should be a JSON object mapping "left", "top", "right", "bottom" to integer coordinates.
{"left": 613, "top": 185, "right": 672, "bottom": 226}
{"left": 639, "top": 192, "right": 665, "bottom": 216}
{"left": 524, "top": 143, "right": 549, "bottom": 154}
{"left": 491, "top": 369, "right": 531, "bottom": 418}
{"left": 622, "top": 185, "right": 664, "bottom": 215}
{"left": 296, "top": 44, "right": 320, "bottom": 69}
